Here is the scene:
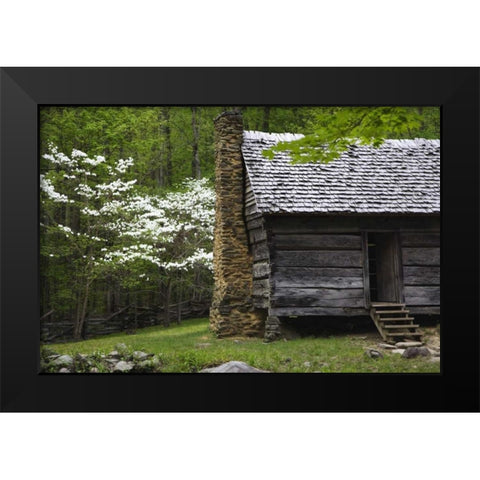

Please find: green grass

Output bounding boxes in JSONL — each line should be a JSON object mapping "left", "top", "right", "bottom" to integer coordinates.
{"left": 43, "top": 317, "right": 441, "bottom": 373}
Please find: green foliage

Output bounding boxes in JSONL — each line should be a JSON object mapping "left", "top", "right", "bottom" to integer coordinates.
{"left": 263, "top": 106, "right": 439, "bottom": 163}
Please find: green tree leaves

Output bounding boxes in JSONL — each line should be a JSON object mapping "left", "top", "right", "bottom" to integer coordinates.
{"left": 263, "top": 107, "right": 439, "bottom": 163}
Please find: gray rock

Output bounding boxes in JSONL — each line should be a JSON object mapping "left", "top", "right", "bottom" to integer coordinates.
{"left": 429, "top": 357, "right": 441, "bottom": 363}
{"left": 46, "top": 354, "right": 61, "bottom": 362}
{"left": 51, "top": 355, "right": 74, "bottom": 368}
{"left": 378, "top": 343, "right": 396, "bottom": 350}
{"left": 132, "top": 351, "right": 151, "bottom": 361}
{"left": 395, "top": 341, "right": 423, "bottom": 348}
{"left": 113, "top": 361, "right": 134, "bottom": 373}
{"left": 402, "top": 346, "right": 431, "bottom": 359}
{"left": 200, "top": 361, "right": 269, "bottom": 373}
{"left": 303, "top": 361, "right": 312, "bottom": 368}
{"left": 365, "top": 349, "right": 383, "bottom": 359}
{"left": 74, "top": 353, "right": 92, "bottom": 366}
{"left": 59, "top": 368, "right": 71, "bottom": 373}
{"left": 428, "top": 348, "right": 441, "bottom": 357}
{"left": 107, "top": 350, "right": 121, "bottom": 359}
{"left": 133, "top": 358, "right": 160, "bottom": 373}
{"left": 391, "top": 349, "right": 406, "bottom": 355}
{"left": 105, "top": 358, "right": 120, "bottom": 365}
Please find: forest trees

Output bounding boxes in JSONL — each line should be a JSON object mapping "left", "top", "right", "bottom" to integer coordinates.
{"left": 40, "top": 144, "right": 214, "bottom": 338}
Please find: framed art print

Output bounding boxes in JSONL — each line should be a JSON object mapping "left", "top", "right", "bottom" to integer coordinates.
{"left": 1, "top": 67, "right": 479, "bottom": 411}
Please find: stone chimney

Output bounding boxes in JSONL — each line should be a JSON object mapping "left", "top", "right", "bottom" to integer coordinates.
{"left": 209, "top": 111, "right": 265, "bottom": 337}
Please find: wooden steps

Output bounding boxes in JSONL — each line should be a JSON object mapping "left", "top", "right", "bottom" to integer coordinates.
{"left": 370, "top": 303, "right": 422, "bottom": 342}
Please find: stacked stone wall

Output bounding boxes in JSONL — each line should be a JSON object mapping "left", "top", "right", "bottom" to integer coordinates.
{"left": 209, "top": 112, "right": 265, "bottom": 337}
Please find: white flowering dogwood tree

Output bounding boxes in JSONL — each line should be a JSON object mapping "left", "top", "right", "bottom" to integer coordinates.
{"left": 40, "top": 144, "right": 214, "bottom": 338}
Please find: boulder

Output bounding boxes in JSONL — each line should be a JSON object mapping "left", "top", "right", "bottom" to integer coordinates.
{"left": 113, "top": 361, "right": 134, "bottom": 373}
{"left": 133, "top": 358, "right": 160, "bottom": 373}
{"left": 46, "top": 354, "right": 61, "bottom": 362}
{"left": 402, "top": 346, "right": 431, "bottom": 359}
{"left": 378, "top": 343, "right": 396, "bottom": 350}
{"left": 395, "top": 341, "right": 423, "bottom": 348}
{"left": 391, "top": 349, "right": 406, "bottom": 355}
{"left": 200, "top": 361, "right": 269, "bottom": 373}
{"left": 59, "top": 368, "right": 71, "bottom": 373}
{"left": 74, "top": 353, "right": 92, "bottom": 366}
{"left": 107, "top": 350, "right": 122, "bottom": 359}
{"left": 132, "top": 351, "right": 152, "bottom": 361}
{"left": 365, "top": 349, "right": 383, "bottom": 359}
{"left": 51, "top": 355, "right": 74, "bottom": 368}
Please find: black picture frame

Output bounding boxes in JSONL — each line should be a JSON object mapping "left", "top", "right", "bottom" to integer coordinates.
{"left": 1, "top": 67, "right": 478, "bottom": 412}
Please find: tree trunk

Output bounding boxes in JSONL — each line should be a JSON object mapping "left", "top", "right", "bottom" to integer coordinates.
{"left": 164, "top": 278, "right": 172, "bottom": 327}
{"left": 163, "top": 108, "right": 173, "bottom": 186}
{"left": 73, "top": 279, "right": 91, "bottom": 339}
{"left": 191, "top": 107, "right": 201, "bottom": 179}
{"left": 263, "top": 106, "right": 271, "bottom": 132}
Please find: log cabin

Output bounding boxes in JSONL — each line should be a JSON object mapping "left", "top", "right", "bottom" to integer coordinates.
{"left": 209, "top": 111, "right": 440, "bottom": 342}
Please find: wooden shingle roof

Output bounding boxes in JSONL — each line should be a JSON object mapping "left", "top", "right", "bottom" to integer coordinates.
{"left": 242, "top": 131, "right": 440, "bottom": 215}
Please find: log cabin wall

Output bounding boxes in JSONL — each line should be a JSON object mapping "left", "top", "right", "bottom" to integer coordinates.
{"left": 261, "top": 215, "right": 440, "bottom": 319}
{"left": 268, "top": 230, "right": 366, "bottom": 317}
{"left": 245, "top": 175, "right": 271, "bottom": 310}
{"left": 400, "top": 232, "right": 440, "bottom": 314}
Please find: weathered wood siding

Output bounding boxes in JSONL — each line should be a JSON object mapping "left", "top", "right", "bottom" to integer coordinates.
{"left": 245, "top": 176, "right": 271, "bottom": 309}
{"left": 269, "top": 228, "right": 366, "bottom": 317}
{"left": 400, "top": 232, "right": 440, "bottom": 313}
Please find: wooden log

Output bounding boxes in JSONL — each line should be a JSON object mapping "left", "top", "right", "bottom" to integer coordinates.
{"left": 404, "top": 286, "right": 440, "bottom": 305}
{"left": 400, "top": 233, "right": 440, "bottom": 247}
{"left": 267, "top": 215, "right": 440, "bottom": 234}
{"left": 274, "top": 266, "right": 363, "bottom": 278}
{"left": 252, "top": 242, "right": 269, "bottom": 261}
{"left": 253, "top": 278, "right": 270, "bottom": 297}
{"left": 402, "top": 247, "right": 440, "bottom": 266}
{"left": 272, "top": 233, "right": 361, "bottom": 250}
{"left": 246, "top": 217, "right": 264, "bottom": 231}
{"left": 245, "top": 211, "right": 263, "bottom": 223}
{"left": 40, "top": 309, "right": 55, "bottom": 321}
{"left": 273, "top": 287, "right": 364, "bottom": 299}
{"left": 275, "top": 250, "right": 362, "bottom": 268}
{"left": 104, "top": 304, "right": 131, "bottom": 321}
{"left": 245, "top": 203, "right": 258, "bottom": 216}
{"left": 253, "top": 296, "right": 269, "bottom": 309}
{"left": 253, "top": 261, "right": 270, "bottom": 279}
{"left": 408, "top": 306, "right": 440, "bottom": 315}
{"left": 403, "top": 266, "right": 440, "bottom": 285}
{"left": 248, "top": 227, "right": 267, "bottom": 244}
{"left": 273, "top": 274, "right": 363, "bottom": 289}
{"left": 270, "top": 306, "right": 368, "bottom": 317}
{"left": 272, "top": 288, "right": 365, "bottom": 308}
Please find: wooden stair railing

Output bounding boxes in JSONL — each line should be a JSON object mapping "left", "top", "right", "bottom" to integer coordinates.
{"left": 369, "top": 302, "right": 422, "bottom": 343}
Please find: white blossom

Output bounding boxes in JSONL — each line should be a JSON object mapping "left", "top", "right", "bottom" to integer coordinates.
{"left": 40, "top": 175, "right": 69, "bottom": 203}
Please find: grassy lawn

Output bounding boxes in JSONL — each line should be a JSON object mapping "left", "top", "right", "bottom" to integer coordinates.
{"left": 43, "top": 317, "right": 440, "bottom": 373}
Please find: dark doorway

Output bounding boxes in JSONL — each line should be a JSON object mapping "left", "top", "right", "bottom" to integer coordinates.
{"left": 367, "top": 233, "right": 401, "bottom": 303}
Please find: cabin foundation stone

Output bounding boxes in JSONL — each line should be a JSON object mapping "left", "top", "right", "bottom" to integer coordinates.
{"left": 209, "top": 112, "right": 265, "bottom": 337}
{"left": 264, "top": 315, "right": 281, "bottom": 342}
